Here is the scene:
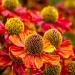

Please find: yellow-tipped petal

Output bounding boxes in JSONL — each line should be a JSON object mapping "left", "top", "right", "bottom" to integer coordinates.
{"left": 19, "top": 32, "right": 28, "bottom": 45}
{"left": 43, "top": 39, "right": 56, "bottom": 53}
{"left": 9, "top": 35, "right": 24, "bottom": 47}
{"left": 41, "top": 54, "right": 60, "bottom": 65}
{"left": 35, "top": 56, "right": 43, "bottom": 69}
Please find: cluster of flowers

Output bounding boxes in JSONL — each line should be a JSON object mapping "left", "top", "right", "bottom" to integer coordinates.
{"left": 0, "top": 0, "right": 74, "bottom": 75}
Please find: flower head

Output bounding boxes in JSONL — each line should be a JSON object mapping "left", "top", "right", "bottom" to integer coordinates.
{"left": 65, "top": 61, "right": 75, "bottom": 75}
{"left": 44, "top": 29, "right": 62, "bottom": 48}
{"left": 2, "top": 0, "right": 19, "bottom": 11}
{"left": 44, "top": 64, "right": 61, "bottom": 75}
{"left": 41, "top": 6, "right": 58, "bottom": 23}
{"left": 5, "top": 18, "right": 24, "bottom": 35}
{"left": 25, "top": 34, "right": 43, "bottom": 56}
{"left": 9, "top": 33, "right": 60, "bottom": 69}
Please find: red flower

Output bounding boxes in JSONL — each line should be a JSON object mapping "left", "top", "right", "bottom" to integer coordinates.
{"left": 9, "top": 33, "right": 60, "bottom": 69}
{"left": 0, "top": 24, "right": 29, "bottom": 75}
{"left": 0, "top": 47, "right": 29, "bottom": 75}
{"left": 28, "top": 10, "right": 72, "bottom": 33}
{"left": 14, "top": 7, "right": 72, "bottom": 34}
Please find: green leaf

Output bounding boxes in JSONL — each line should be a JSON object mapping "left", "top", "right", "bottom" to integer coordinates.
{"left": 49, "top": 0, "right": 63, "bottom": 5}
{"left": 64, "top": 32, "right": 75, "bottom": 46}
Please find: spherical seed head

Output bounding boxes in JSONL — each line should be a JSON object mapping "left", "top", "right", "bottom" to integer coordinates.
{"left": 44, "top": 29, "right": 62, "bottom": 48}
{"left": 2, "top": 0, "right": 19, "bottom": 11}
{"left": 41, "top": 6, "right": 58, "bottom": 23}
{"left": 25, "top": 34, "right": 43, "bottom": 56}
{"left": 66, "top": 61, "right": 75, "bottom": 75}
{"left": 5, "top": 18, "right": 24, "bottom": 35}
{"left": 44, "top": 64, "right": 61, "bottom": 75}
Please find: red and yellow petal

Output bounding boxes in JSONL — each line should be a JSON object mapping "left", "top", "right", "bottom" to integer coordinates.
{"left": 41, "top": 53, "right": 60, "bottom": 65}
{"left": 56, "top": 40, "right": 74, "bottom": 59}
{"left": 43, "top": 39, "right": 56, "bottom": 53}
{"left": 35, "top": 56, "right": 43, "bottom": 69}
{"left": 9, "top": 45, "right": 26, "bottom": 59}
{"left": 22, "top": 55, "right": 35, "bottom": 68}
{"left": 19, "top": 32, "right": 28, "bottom": 45}
{"left": 56, "top": 49, "right": 74, "bottom": 59}
{"left": 9, "top": 35, "right": 24, "bottom": 47}
{"left": 60, "top": 40, "right": 73, "bottom": 50}
{"left": 19, "top": 30, "right": 37, "bottom": 44}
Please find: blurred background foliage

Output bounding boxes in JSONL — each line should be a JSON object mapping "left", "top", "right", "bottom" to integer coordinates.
{"left": 49, "top": 0, "right": 63, "bottom": 5}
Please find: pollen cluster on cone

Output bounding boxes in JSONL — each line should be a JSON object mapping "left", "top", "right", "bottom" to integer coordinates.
{"left": 44, "top": 29, "right": 62, "bottom": 48}
{"left": 25, "top": 34, "right": 43, "bottom": 56}
{"left": 41, "top": 6, "right": 58, "bottom": 23}
{"left": 5, "top": 18, "right": 24, "bottom": 35}
{"left": 2, "top": 0, "right": 19, "bottom": 11}
{"left": 44, "top": 64, "right": 61, "bottom": 75}
{"left": 66, "top": 61, "right": 75, "bottom": 75}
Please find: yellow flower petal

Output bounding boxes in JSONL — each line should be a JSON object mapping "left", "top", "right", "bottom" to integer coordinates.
{"left": 35, "top": 56, "right": 43, "bottom": 69}
{"left": 9, "top": 35, "right": 24, "bottom": 47}
{"left": 19, "top": 32, "right": 28, "bottom": 44}
{"left": 43, "top": 39, "right": 56, "bottom": 53}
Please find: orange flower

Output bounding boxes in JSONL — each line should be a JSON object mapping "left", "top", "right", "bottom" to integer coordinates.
{"left": 9, "top": 33, "right": 60, "bottom": 69}
{"left": 56, "top": 40, "right": 74, "bottom": 59}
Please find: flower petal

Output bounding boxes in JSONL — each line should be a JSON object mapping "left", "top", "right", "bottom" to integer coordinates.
{"left": 22, "top": 55, "right": 35, "bottom": 68}
{"left": 56, "top": 40, "right": 74, "bottom": 59}
{"left": 12, "top": 63, "right": 19, "bottom": 75}
{"left": 9, "top": 46, "right": 26, "bottom": 59}
{"left": 60, "top": 40, "right": 73, "bottom": 50}
{"left": 43, "top": 40, "right": 56, "bottom": 53}
{"left": 18, "top": 65, "right": 28, "bottom": 75}
{"left": 9, "top": 35, "right": 24, "bottom": 47}
{"left": 19, "top": 32, "right": 28, "bottom": 45}
{"left": 35, "top": 56, "right": 43, "bottom": 69}
{"left": 19, "top": 30, "right": 37, "bottom": 44}
{"left": 0, "top": 29, "right": 6, "bottom": 34}
{"left": 41, "top": 53, "right": 60, "bottom": 65}
{"left": 0, "top": 51, "right": 12, "bottom": 67}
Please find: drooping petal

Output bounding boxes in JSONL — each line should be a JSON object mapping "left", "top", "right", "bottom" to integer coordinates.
{"left": 60, "top": 40, "right": 73, "bottom": 50}
{"left": 9, "top": 35, "right": 24, "bottom": 47}
{"left": 12, "top": 63, "right": 19, "bottom": 75}
{"left": 19, "top": 32, "right": 28, "bottom": 45}
{"left": 35, "top": 56, "right": 43, "bottom": 69}
{"left": 56, "top": 40, "right": 74, "bottom": 59}
{"left": 0, "top": 51, "right": 12, "bottom": 67}
{"left": 41, "top": 53, "right": 60, "bottom": 65}
{"left": 19, "top": 30, "right": 37, "bottom": 44}
{"left": 18, "top": 65, "right": 28, "bottom": 75}
{"left": 9, "top": 45, "right": 26, "bottom": 59}
{"left": 43, "top": 40, "right": 56, "bottom": 53}
{"left": 0, "top": 29, "right": 6, "bottom": 34}
{"left": 22, "top": 55, "right": 35, "bottom": 68}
